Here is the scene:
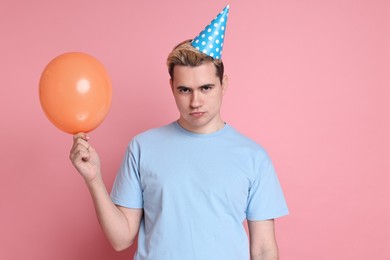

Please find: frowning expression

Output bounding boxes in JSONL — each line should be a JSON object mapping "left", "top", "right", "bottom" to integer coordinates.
{"left": 170, "top": 62, "right": 228, "bottom": 134}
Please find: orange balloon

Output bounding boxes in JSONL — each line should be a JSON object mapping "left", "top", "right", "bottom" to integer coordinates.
{"left": 39, "top": 52, "right": 112, "bottom": 134}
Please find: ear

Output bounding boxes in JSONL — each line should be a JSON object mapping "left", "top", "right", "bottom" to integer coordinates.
{"left": 169, "top": 78, "right": 174, "bottom": 93}
{"left": 221, "top": 75, "right": 228, "bottom": 95}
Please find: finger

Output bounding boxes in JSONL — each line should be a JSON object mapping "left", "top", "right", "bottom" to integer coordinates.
{"left": 70, "top": 143, "right": 83, "bottom": 155}
{"left": 71, "top": 134, "right": 90, "bottom": 152}
{"left": 69, "top": 149, "right": 80, "bottom": 162}
{"left": 70, "top": 148, "right": 90, "bottom": 163}
{"left": 70, "top": 140, "right": 90, "bottom": 156}
{"left": 73, "top": 132, "right": 90, "bottom": 142}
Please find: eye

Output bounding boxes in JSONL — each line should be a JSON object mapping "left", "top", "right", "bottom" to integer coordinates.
{"left": 201, "top": 86, "right": 213, "bottom": 92}
{"left": 178, "top": 87, "right": 191, "bottom": 94}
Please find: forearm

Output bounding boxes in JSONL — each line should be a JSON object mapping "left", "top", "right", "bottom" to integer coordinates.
{"left": 251, "top": 250, "right": 278, "bottom": 260}
{"left": 70, "top": 134, "right": 136, "bottom": 250}
{"left": 85, "top": 175, "right": 134, "bottom": 251}
{"left": 248, "top": 219, "right": 279, "bottom": 260}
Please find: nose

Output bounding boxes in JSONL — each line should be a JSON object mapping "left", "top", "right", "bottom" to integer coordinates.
{"left": 190, "top": 90, "right": 202, "bottom": 109}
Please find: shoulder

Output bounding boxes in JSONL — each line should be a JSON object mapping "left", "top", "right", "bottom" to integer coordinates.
{"left": 225, "top": 124, "right": 268, "bottom": 155}
{"left": 224, "top": 125, "right": 275, "bottom": 171}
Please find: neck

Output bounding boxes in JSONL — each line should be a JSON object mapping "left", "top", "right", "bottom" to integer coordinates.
{"left": 177, "top": 118, "right": 225, "bottom": 134}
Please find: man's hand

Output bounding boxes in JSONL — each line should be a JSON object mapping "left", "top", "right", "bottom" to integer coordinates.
{"left": 69, "top": 133, "right": 101, "bottom": 183}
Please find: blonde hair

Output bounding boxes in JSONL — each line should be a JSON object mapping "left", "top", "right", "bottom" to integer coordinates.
{"left": 167, "top": 39, "right": 224, "bottom": 83}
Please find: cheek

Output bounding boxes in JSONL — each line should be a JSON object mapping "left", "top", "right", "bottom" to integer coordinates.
{"left": 210, "top": 93, "right": 223, "bottom": 106}
{"left": 174, "top": 96, "right": 187, "bottom": 109}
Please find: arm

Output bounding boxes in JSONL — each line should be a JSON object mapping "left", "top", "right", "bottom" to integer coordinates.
{"left": 70, "top": 133, "right": 143, "bottom": 251}
{"left": 248, "top": 219, "right": 279, "bottom": 260}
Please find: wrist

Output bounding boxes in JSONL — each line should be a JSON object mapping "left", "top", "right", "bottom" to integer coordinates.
{"left": 84, "top": 171, "right": 103, "bottom": 187}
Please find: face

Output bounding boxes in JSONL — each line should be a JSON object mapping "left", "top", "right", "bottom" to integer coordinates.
{"left": 170, "top": 62, "right": 228, "bottom": 134}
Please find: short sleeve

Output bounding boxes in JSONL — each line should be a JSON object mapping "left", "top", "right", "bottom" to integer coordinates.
{"left": 110, "top": 140, "right": 144, "bottom": 208}
{"left": 246, "top": 153, "right": 289, "bottom": 221}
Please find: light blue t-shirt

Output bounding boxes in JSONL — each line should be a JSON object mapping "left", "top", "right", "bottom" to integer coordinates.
{"left": 110, "top": 122, "right": 288, "bottom": 260}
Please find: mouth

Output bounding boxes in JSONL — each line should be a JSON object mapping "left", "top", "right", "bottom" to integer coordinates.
{"left": 190, "top": 112, "right": 205, "bottom": 118}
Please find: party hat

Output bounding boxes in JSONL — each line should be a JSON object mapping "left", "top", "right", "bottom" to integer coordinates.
{"left": 191, "top": 5, "right": 230, "bottom": 59}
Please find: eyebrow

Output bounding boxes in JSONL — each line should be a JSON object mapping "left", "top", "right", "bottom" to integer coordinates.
{"left": 177, "top": 84, "right": 215, "bottom": 89}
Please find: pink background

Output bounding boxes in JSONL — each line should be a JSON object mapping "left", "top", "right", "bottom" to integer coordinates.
{"left": 1, "top": 0, "right": 389, "bottom": 259}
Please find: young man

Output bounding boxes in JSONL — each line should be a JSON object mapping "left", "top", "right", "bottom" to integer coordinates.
{"left": 70, "top": 39, "right": 288, "bottom": 259}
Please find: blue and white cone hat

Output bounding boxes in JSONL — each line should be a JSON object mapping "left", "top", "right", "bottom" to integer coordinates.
{"left": 191, "top": 5, "right": 230, "bottom": 59}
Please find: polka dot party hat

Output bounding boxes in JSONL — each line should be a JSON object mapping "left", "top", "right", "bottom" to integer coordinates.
{"left": 191, "top": 5, "right": 230, "bottom": 59}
